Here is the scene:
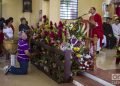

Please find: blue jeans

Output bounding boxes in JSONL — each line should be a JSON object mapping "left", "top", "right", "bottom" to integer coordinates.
{"left": 9, "top": 60, "right": 29, "bottom": 75}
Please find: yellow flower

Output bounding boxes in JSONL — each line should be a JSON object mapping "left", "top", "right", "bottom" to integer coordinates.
{"left": 72, "top": 28, "right": 76, "bottom": 31}
{"left": 79, "top": 37, "right": 82, "bottom": 40}
{"left": 118, "top": 47, "right": 120, "bottom": 51}
{"left": 76, "top": 54, "right": 82, "bottom": 58}
{"left": 73, "top": 47, "right": 80, "bottom": 52}
{"left": 45, "top": 25, "right": 50, "bottom": 29}
{"left": 45, "top": 37, "right": 49, "bottom": 43}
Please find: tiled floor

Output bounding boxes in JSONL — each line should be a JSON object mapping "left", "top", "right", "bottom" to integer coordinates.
{"left": 0, "top": 58, "right": 75, "bottom": 86}
{"left": 0, "top": 48, "right": 119, "bottom": 86}
{"left": 96, "top": 49, "right": 120, "bottom": 70}
{"left": 0, "top": 64, "right": 59, "bottom": 86}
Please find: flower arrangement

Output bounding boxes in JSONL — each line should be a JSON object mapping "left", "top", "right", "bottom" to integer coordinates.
{"left": 116, "top": 46, "right": 120, "bottom": 58}
{"left": 69, "top": 35, "right": 94, "bottom": 71}
{"left": 59, "top": 19, "right": 94, "bottom": 71}
{"left": 30, "top": 15, "right": 94, "bottom": 82}
{"left": 115, "top": 46, "right": 120, "bottom": 65}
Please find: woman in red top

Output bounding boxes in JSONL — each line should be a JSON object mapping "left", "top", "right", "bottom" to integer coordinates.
{"left": 0, "top": 26, "right": 4, "bottom": 56}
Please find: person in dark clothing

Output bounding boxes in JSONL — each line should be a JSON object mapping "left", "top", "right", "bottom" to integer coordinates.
{"left": 8, "top": 17, "right": 15, "bottom": 35}
{"left": 0, "top": 17, "right": 5, "bottom": 30}
{"left": 103, "top": 17, "right": 116, "bottom": 49}
{"left": 19, "top": 17, "right": 30, "bottom": 32}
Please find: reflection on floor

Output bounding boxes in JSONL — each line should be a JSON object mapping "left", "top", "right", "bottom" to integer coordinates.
{"left": 0, "top": 64, "right": 59, "bottom": 86}
{"left": 0, "top": 48, "right": 119, "bottom": 86}
{"left": 96, "top": 49, "right": 120, "bottom": 70}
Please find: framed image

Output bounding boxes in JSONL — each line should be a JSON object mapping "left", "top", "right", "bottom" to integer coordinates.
{"left": 23, "top": 0, "right": 32, "bottom": 13}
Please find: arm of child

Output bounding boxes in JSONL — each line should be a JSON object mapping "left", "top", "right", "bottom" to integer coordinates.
{"left": 24, "top": 50, "right": 31, "bottom": 57}
{"left": 24, "top": 50, "right": 36, "bottom": 58}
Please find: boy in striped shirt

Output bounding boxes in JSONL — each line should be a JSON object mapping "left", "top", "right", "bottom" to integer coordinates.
{"left": 5, "top": 31, "right": 35, "bottom": 75}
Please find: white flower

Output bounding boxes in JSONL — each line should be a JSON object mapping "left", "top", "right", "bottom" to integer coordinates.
{"left": 79, "top": 37, "right": 82, "bottom": 40}
{"left": 69, "top": 24, "right": 74, "bottom": 30}
{"left": 118, "top": 47, "right": 120, "bottom": 51}
{"left": 85, "top": 54, "right": 91, "bottom": 59}
{"left": 79, "top": 67, "right": 82, "bottom": 69}
{"left": 84, "top": 61, "right": 88, "bottom": 66}
{"left": 80, "top": 62, "right": 83, "bottom": 64}
{"left": 83, "top": 67, "right": 85, "bottom": 69}
{"left": 81, "top": 41, "right": 85, "bottom": 45}
{"left": 80, "top": 58, "right": 84, "bottom": 61}
{"left": 87, "top": 65, "right": 89, "bottom": 67}
{"left": 60, "top": 42, "right": 72, "bottom": 51}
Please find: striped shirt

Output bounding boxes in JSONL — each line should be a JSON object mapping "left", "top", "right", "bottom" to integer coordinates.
{"left": 17, "top": 39, "right": 29, "bottom": 61}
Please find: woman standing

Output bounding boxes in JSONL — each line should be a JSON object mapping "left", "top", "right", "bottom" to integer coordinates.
{"left": 0, "top": 26, "right": 4, "bottom": 56}
{"left": 3, "top": 19, "right": 14, "bottom": 60}
{"left": 3, "top": 19, "right": 13, "bottom": 40}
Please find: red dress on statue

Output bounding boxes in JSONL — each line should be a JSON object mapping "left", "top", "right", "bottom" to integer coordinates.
{"left": 89, "top": 13, "right": 104, "bottom": 47}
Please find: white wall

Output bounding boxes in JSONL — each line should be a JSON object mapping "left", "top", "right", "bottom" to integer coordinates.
{"left": 2, "top": 0, "right": 42, "bottom": 37}
{"left": 2, "top": 0, "right": 104, "bottom": 36}
{"left": 49, "top": 0, "right": 60, "bottom": 23}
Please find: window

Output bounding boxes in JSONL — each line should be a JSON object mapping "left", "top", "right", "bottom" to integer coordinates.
{"left": 60, "top": 0, "right": 78, "bottom": 19}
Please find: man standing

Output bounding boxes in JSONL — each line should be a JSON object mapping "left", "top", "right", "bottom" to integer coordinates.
{"left": 89, "top": 7, "right": 104, "bottom": 54}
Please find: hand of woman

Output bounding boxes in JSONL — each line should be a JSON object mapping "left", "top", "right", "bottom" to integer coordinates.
{"left": 4, "top": 33, "right": 9, "bottom": 39}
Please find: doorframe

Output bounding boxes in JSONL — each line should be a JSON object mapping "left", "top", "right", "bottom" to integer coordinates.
{"left": 0, "top": 0, "right": 2, "bottom": 17}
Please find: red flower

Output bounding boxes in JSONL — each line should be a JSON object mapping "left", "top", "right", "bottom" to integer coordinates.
{"left": 58, "top": 21, "right": 63, "bottom": 29}
{"left": 54, "top": 23, "right": 58, "bottom": 29}
{"left": 43, "top": 15, "right": 47, "bottom": 23}
{"left": 50, "top": 21, "right": 53, "bottom": 30}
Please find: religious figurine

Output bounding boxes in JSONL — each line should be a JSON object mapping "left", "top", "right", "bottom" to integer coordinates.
{"left": 102, "top": 0, "right": 110, "bottom": 18}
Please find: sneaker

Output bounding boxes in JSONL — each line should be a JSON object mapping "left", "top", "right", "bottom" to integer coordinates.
{"left": 3, "top": 65, "right": 11, "bottom": 75}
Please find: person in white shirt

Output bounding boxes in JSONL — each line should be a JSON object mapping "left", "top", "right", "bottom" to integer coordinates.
{"left": 3, "top": 19, "right": 14, "bottom": 60}
{"left": 112, "top": 18, "right": 120, "bottom": 46}
{"left": 3, "top": 19, "right": 13, "bottom": 40}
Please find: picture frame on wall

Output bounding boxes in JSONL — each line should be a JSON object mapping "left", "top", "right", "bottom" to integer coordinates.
{"left": 23, "top": 0, "right": 32, "bottom": 13}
